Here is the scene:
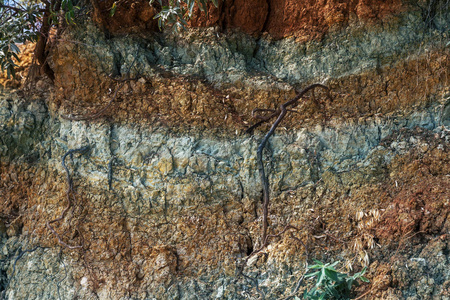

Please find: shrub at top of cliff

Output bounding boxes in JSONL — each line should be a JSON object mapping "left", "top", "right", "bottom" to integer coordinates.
{"left": 0, "top": 0, "right": 217, "bottom": 82}
{"left": 0, "top": 0, "right": 82, "bottom": 81}
{"left": 0, "top": 0, "right": 40, "bottom": 78}
{"left": 2, "top": 0, "right": 449, "bottom": 85}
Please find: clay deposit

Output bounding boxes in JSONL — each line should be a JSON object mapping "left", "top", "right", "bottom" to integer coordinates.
{"left": 1, "top": 1, "right": 449, "bottom": 299}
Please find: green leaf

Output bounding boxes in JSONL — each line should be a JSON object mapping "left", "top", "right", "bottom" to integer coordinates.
{"left": 198, "top": 0, "right": 207, "bottom": 11}
{"left": 360, "top": 276, "right": 370, "bottom": 283}
{"left": 324, "top": 268, "right": 339, "bottom": 282}
{"left": 308, "top": 264, "right": 323, "bottom": 269}
{"left": 325, "top": 284, "right": 340, "bottom": 298}
{"left": 316, "top": 268, "right": 326, "bottom": 286}
{"left": 305, "top": 271, "right": 320, "bottom": 278}
{"left": 347, "top": 278, "right": 354, "bottom": 291}
{"left": 312, "top": 259, "right": 324, "bottom": 265}
{"left": 11, "top": 51, "right": 20, "bottom": 62}
{"left": 188, "top": 0, "right": 195, "bottom": 15}
{"left": 337, "top": 272, "right": 347, "bottom": 281}
{"left": 6, "top": 65, "right": 15, "bottom": 79}
{"left": 110, "top": 2, "right": 117, "bottom": 17}
{"left": 9, "top": 43, "right": 20, "bottom": 54}
{"left": 354, "top": 267, "right": 367, "bottom": 276}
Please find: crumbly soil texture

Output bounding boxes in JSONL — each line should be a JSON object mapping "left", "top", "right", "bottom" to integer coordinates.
{"left": 1, "top": 1, "right": 450, "bottom": 299}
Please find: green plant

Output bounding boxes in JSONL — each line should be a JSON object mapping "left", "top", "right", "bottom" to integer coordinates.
{"left": 0, "top": 0, "right": 41, "bottom": 78}
{"left": 301, "top": 259, "right": 369, "bottom": 300}
{"left": 149, "top": 0, "right": 218, "bottom": 31}
{"left": 1, "top": 0, "right": 216, "bottom": 80}
{"left": 0, "top": 0, "right": 79, "bottom": 80}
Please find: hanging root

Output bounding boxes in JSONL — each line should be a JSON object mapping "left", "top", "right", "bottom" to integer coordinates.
{"left": 248, "top": 84, "right": 332, "bottom": 246}
{"left": 46, "top": 145, "right": 90, "bottom": 249}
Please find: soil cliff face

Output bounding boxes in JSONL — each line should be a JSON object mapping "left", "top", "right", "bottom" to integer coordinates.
{"left": 94, "top": 0, "right": 406, "bottom": 39}
{"left": 1, "top": 1, "right": 450, "bottom": 299}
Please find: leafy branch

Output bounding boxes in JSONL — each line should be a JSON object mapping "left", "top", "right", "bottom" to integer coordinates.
{"left": 1, "top": 0, "right": 80, "bottom": 81}
{"left": 149, "top": 0, "right": 218, "bottom": 31}
{"left": 0, "top": 0, "right": 41, "bottom": 78}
